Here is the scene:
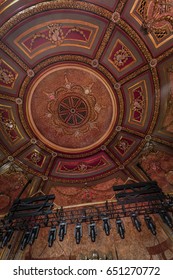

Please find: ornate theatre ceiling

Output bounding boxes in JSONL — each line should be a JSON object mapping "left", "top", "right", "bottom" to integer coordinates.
{"left": 0, "top": 0, "right": 173, "bottom": 210}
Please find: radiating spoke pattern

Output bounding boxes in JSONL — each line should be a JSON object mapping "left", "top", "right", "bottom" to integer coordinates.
{"left": 58, "top": 96, "right": 88, "bottom": 126}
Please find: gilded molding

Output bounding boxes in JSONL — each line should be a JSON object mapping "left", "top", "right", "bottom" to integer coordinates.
{"left": 0, "top": 143, "right": 9, "bottom": 160}
{"left": 151, "top": 137, "right": 173, "bottom": 148}
{"left": 157, "top": 47, "right": 173, "bottom": 63}
{"left": 19, "top": 55, "right": 124, "bottom": 157}
{"left": 11, "top": 141, "right": 32, "bottom": 158}
{"left": 105, "top": 149, "right": 121, "bottom": 166}
{"left": 120, "top": 65, "right": 149, "bottom": 85}
{"left": 49, "top": 166, "right": 120, "bottom": 184}
{"left": 128, "top": 164, "right": 150, "bottom": 182}
{"left": 117, "top": 19, "right": 152, "bottom": 62}
{"left": 44, "top": 157, "right": 56, "bottom": 177}
{"left": 0, "top": 94, "right": 16, "bottom": 102}
{"left": 147, "top": 67, "right": 160, "bottom": 135}
{"left": 123, "top": 139, "right": 147, "bottom": 166}
{"left": 14, "top": 157, "right": 121, "bottom": 184}
{"left": 0, "top": 42, "right": 28, "bottom": 71}
{"left": 116, "top": 0, "right": 128, "bottom": 13}
{"left": 122, "top": 127, "right": 146, "bottom": 138}
{"left": 0, "top": 1, "right": 112, "bottom": 39}
{"left": 95, "top": 21, "right": 115, "bottom": 60}
{"left": 33, "top": 55, "right": 92, "bottom": 74}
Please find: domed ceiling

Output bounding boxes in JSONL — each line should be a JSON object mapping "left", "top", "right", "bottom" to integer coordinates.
{"left": 0, "top": 0, "right": 173, "bottom": 192}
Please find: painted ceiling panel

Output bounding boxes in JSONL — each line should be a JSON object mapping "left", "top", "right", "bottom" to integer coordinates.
{"left": 100, "top": 28, "right": 147, "bottom": 80}
{"left": 121, "top": 71, "right": 156, "bottom": 133}
{"left": 0, "top": 51, "right": 26, "bottom": 96}
{"left": 0, "top": 99, "right": 29, "bottom": 152}
{"left": 3, "top": 10, "right": 109, "bottom": 66}
{"left": 121, "top": 0, "right": 173, "bottom": 56}
{"left": 152, "top": 56, "right": 173, "bottom": 143}
{"left": 49, "top": 151, "right": 117, "bottom": 180}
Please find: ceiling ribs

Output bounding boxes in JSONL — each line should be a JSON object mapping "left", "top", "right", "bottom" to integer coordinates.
{"left": 119, "top": 65, "right": 150, "bottom": 85}
{"left": 0, "top": 1, "right": 112, "bottom": 40}
{"left": 121, "top": 127, "right": 146, "bottom": 138}
{"left": 157, "top": 47, "right": 173, "bottom": 63}
{"left": 0, "top": 94, "right": 16, "bottom": 102}
{"left": 152, "top": 136, "right": 173, "bottom": 149}
{"left": 1, "top": 141, "right": 32, "bottom": 166}
{"left": 0, "top": 41, "right": 28, "bottom": 71}
{"left": 95, "top": 21, "right": 115, "bottom": 60}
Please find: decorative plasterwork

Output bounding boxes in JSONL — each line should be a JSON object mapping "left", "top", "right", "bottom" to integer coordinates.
{"left": 51, "top": 152, "right": 116, "bottom": 179}
{"left": 14, "top": 20, "right": 99, "bottom": 59}
{"left": 26, "top": 63, "right": 118, "bottom": 153}
{"left": 128, "top": 80, "right": 148, "bottom": 126}
{"left": 101, "top": 28, "right": 146, "bottom": 80}
{"left": 0, "top": 0, "right": 171, "bottom": 186}
{"left": 109, "top": 39, "right": 136, "bottom": 72}
{"left": 0, "top": 59, "right": 18, "bottom": 89}
{"left": 0, "top": 104, "right": 23, "bottom": 145}
{"left": 130, "top": 0, "right": 173, "bottom": 48}
{"left": 25, "top": 149, "right": 46, "bottom": 168}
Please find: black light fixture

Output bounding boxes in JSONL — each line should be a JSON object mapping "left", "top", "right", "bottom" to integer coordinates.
{"left": 116, "top": 216, "right": 125, "bottom": 239}
{"left": 48, "top": 226, "right": 57, "bottom": 247}
{"left": 144, "top": 215, "right": 156, "bottom": 235}
{"left": 74, "top": 223, "right": 82, "bottom": 244}
{"left": 88, "top": 221, "right": 97, "bottom": 242}
{"left": 0, "top": 180, "right": 173, "bottom": 250}
{"left": 28, "top": 224, "right": 40, "bottom": 245}
{"left": 0, "top": 231, "right": 3, "bottom": 243}
{"left": 58, "top": 221, "right": 67, "bottom": 242}
{"left": 20, "top": 229, "right": 31, "bottom": 251}
{"left": 131, "top": 213, "right": 141, "bottom": 232}
{"left": 1, "top": 228, "right": 14, "bottom": 248}
{"left": 159, "top": 210, "right": 173, "bottom": 228}
{"left": 102, "top": 216, "right": 111, "bottom": 236}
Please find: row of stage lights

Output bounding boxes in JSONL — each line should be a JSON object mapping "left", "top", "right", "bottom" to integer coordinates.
{"left": 1, "top": 211, "right": 172, "bottom": 250}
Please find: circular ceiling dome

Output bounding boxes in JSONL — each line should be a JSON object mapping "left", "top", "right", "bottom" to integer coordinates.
{"left": 26, "top": 64, "right": 118, "bottom": 153}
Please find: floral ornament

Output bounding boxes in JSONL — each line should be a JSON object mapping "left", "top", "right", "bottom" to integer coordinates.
{"left": 30, "top": 152, "right": 42, "bottom": 164}
{"left": 117, "top": 139, "right": 130, "bottom": 153}
{"left": 150, "top": 59, "right": 157, "bottom": 68}
{"left": 130, "top": 86, "right": 146, "bottom": 123}
{"left": 46, "top": 73, "right": 102, "bottom": 136}
{"left": 111, "top": 12, "right": 120, "bottom": 23}
{"left": 27, "top": 69, "right": 35, "bottom": 77}
{"left": 0, "top": 112, "right": 17, "bottom": 140}
{"left": 91, "top": 59, "right": 99, "bottom": 68}
{"left": 0, "top": 62, "right": 15, "bottom": 85}
{"left": 30, "top": 23, "right": 88, "bottom": 49}
{"left": 141, "top": 0, "right": 173, "bottom": 34}
{"left": 113, "top": 46, "right": 132, "bottom": 67}
{"left": 81, "top": 188, "right": 94, "bottom": 202}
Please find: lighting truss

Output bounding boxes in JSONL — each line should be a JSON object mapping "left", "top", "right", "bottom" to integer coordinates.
{"left": 0, "top": 181, "right": 173, "bottom": 249}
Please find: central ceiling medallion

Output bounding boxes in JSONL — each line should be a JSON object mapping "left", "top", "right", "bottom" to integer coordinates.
{"left": 26, "top": 64, "right": 118, "bottom": 153}
{"left": 57, "top": 96, "right": 88, "bottom": 127}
